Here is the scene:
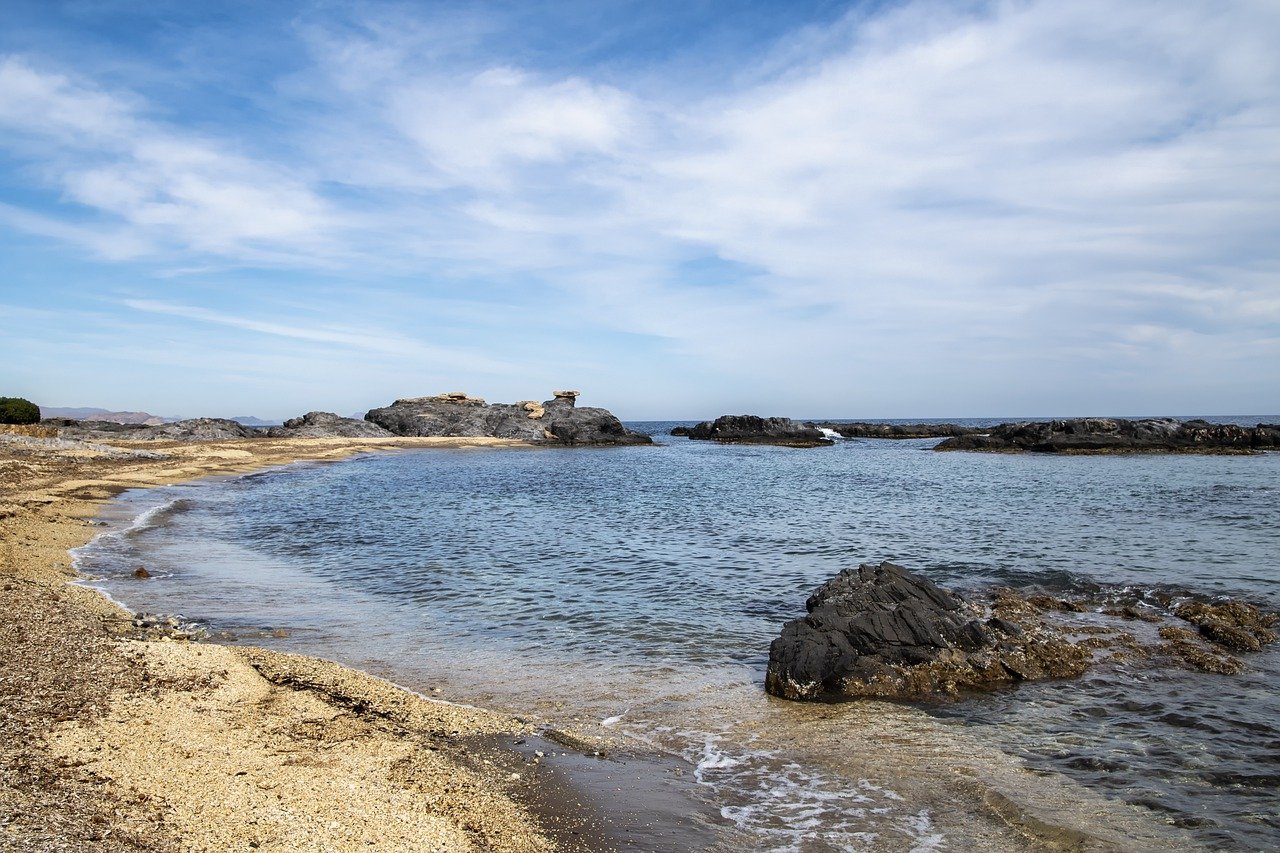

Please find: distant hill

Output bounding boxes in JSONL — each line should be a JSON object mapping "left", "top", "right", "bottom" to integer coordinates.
{"left": 39, "top": 406, "right": 174, "bottom": 425}
{"left": 228, "top": 415, "right": 278, "bottom": 426}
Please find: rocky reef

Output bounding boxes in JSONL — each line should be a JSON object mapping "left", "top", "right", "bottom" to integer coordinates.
{"left": 684, "top": 415, "right": 831, "bottom": 447}
{"left": 809, "top": 422, "right": 982, "bottom": 439}
{"left": 766, "top": 562, "right": 1278, "bottom": 701}
{"left": 935, "top": 418, "right": 1280, "bottom": 454}
{"left": 364, "top": 391, "right": 651, "bottom": 446}
{"left": 265, "top": 412, "right": 392, "bottom": 439}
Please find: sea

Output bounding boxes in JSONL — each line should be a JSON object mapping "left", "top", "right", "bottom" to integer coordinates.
{"left": 73, "top": 417, "right": 1280, "bottom": 851}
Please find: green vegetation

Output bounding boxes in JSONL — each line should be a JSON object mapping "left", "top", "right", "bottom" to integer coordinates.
{"left": 0, "top": 397, "right": 40, "bottom": 424}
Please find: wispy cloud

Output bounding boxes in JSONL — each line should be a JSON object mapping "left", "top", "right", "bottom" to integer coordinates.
{"left": 1, "top": 1, "right": 1278, "bottom": 416}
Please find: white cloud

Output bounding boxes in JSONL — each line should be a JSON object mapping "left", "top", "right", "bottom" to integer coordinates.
{"left": 2, "top": 1, "right": 1279, "bottom": 415}
{"left": 0, "top": 55, "right": 340, "bottom": 261}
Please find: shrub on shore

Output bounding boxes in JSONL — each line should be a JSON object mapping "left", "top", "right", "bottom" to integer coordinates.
{"left": 0, "top": 397, "right": 40, "bottom": 424}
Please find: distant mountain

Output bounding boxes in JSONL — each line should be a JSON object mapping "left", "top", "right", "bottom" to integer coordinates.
{"left": 228, "top": 415, "right": 278, "bottom": 426}
{"left": 40, "top": 406, "right": 173, "bottom": 425}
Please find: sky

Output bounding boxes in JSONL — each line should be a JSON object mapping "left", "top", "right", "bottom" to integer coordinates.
{"left": 0, "top": 0, "right": 1277, "bottom": 421}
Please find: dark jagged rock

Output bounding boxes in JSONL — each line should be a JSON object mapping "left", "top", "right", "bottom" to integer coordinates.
{"left": 364, "top": 391, "right": 651, "bottom": 446}
{"left": 670, "top": 426, "right": 691, "bottom": 436}
{"left": 686, "top": 415, "right": 831, "bottom": 447}
{"left": 45, "top": 417, "right": 260, "bottom": 442}
{"left": 809, "top": 422, "right": 983, "bottom": 439}
{"left": 265, "top": 411, "right": 392, "bottom": 439}
{"left": 935, "top": 418, "right": 1280, "bottom": 454}
{"left": 765, "top": 562, "right": 1087, "bottom": 701}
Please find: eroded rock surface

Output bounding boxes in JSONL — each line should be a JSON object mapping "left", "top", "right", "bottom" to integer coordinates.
{"left": 810, "top": 422, "right": 982, "bottom": 439}
{"left": 766, "top": 563, "right": 1279, "bottom": 701}
{"left": 364, "top": 391, "right": 651, "bottom": 446}
{"left": 766, "top": 562, "right": 1087, "bottom": 701}
{"left": 266, "top": 412, "right": 392, "bottom": 439}
{"left": 935, "top": 418, "right": 1280, "bottom": 454}
{"left": 45, "top": 417, "right": 261, "bottom": 442}
{"left": 685, "top": 415, "right": 831, "bottom": 447}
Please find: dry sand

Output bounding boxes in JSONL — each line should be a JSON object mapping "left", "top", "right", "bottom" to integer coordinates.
{"left": 0, "top": 431, "right": 569, "bottom": 852}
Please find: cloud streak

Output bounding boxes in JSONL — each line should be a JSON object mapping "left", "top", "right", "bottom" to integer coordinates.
{"left": 1, "top": 0, "right": 1278, "bottom": 417}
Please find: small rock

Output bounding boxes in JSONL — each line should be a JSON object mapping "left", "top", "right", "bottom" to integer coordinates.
{"left": 132, "top": 566, "right": 151, "bottom": 579}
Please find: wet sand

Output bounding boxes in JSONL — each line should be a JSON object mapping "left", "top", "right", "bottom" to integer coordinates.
{"left": 0, "top": 431, "right": 571, "bottom": 851}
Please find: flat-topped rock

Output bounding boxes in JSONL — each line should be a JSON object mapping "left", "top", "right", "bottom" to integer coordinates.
{"left": 685, "top": 415, "right": 831, "bottom": 447}
{"left": 364, "top": 392, "right": 651, "bottom": 446}
{"left": 935, "top": 418, "right": 1280, "bottom": 454}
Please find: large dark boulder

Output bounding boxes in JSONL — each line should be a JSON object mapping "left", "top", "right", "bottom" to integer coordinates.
{"left": 935, "top": 418, "right": 1280, "bottom": 454}
{"left": 765, "top": 562, "right": 1088, "bottom": 701}
{"left": 266, "top": 411, "right": 392, "bottom": 438}
{"left": 809, "top": 421, "right": 982, "bottom": 439}
{"left": 686, "top": 415, "right": 831, "bottom": 447}
{"left": 364, "top": 391, "right": 651, "bottom": 446}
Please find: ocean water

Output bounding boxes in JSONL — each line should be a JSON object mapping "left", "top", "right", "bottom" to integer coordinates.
{"left": 76, "top": 419, "right": 1280, "bottom": 851}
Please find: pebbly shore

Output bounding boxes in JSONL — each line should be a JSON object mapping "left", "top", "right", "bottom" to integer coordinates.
{"left": 0, "top": 430, "right": 603, "bottom": 852}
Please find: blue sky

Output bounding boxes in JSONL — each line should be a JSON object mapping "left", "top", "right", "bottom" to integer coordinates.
{"left": 1, "top": 0, "right": 1277, "bottom": 420}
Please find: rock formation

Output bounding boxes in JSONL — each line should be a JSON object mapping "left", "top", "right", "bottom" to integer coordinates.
{"left": 265, "top": 412, "right": 392, "bottom": 439}
{"left": 809, "top": 422, "right": 983, "bottom": 439}
{"left": 364, "top": 391, "right": 651, "bottom": 446}
{"left": 765, "top": 562, "right": 1087, "bottom": 700}
{"left": 767, "top": 562, "right": 1280, "bottom": 702}
{"left": 935, "top": 418, "right": 1280, "bottom": 454}
{"left": 684, "top": 415, "right": 831, "bottom": 447}
{"left": 44, "top": 417, "right": 260, "bottom": 442}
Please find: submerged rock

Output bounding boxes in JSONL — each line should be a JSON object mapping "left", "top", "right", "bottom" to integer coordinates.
{"left": 935, "top": 418, "right": 1280, "bottom": 454}
{"left": 265, "top": 411, "right": 392, "bottom": 439}
{"left": 765, "top": 562, "right": 1088, "bottom": 701}
{"left": 685, "top": 415, "right": 831, "bottom": 447}
{"left": 364, "top": 391, "right": 651, "bottom": 446}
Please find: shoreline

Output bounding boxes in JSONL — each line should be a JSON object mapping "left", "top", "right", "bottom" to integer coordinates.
{"left": 0, "top": 431, "right": 1224, "bottom": 850}
{"left": 0, "top": 434, "right": 603, "bottom": 851}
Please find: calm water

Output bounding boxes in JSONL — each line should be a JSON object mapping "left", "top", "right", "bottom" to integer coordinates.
{"left": 77, "top": 419, "right": 1280, "bottom": 850}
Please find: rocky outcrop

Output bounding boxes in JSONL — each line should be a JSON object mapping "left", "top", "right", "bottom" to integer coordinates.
{"left": 765, "top": 562, "right": 1087, "bottom": 701}
{"left": 810, "top": 422, "right": 983, "bottom": 439}
{"left": 935, "top": 418, "right": 1280, "bottom": 454}
{"left": 265, "top": 412, "right": 392, "bottom": 439}
{"left": 364, "top": 391, "right": 651, "bottom": 446}
{"left": 767, "top": 563, "right": 1280, "bottom": 701}
{"left": 44, "top": 418, "right": 260, "bottom": 442}
{"left": 685, "top": 415, "right": 831, "bottom": 447}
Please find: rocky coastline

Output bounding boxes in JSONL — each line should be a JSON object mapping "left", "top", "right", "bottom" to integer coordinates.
{"left": 41, "top": 390, "right": 653, "bottom": 447}
{"left": 365, "top": 390, "right": 651, "bottom": 446}
{"left": 682, "top": 415, "right": 832, "bottom": 447}
{"left": 810, "top": 421, "right": 982, "bottom": 439}
{"left": 934, "top": 418, "right": 1280, "bottom": 454}
{"left": 671, "top": 414, "right": 1279, "bottom": 453}
{"left": 766, "top": 561, "right": 1277, "bottom": 702}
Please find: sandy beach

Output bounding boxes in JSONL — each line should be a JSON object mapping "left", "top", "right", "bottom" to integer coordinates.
{"left": 0, "top": 431, "right": 579, "bottom": 852}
